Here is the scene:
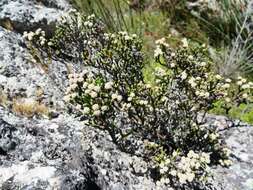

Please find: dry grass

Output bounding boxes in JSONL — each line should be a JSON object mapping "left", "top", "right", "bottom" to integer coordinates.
{"left": 0, "top": 91, "right": 8, "bottom": 107}
{"left": 12, "top": 98, "right": 49, "bottom": 118}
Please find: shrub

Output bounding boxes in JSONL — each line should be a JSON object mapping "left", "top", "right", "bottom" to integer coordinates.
{"left": 24, "top": 12, "right": 253, "bottom": 189}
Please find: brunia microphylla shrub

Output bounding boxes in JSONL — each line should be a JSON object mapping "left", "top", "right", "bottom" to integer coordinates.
{"left": 23, "top": 11, "right": 253, "bottom": 189}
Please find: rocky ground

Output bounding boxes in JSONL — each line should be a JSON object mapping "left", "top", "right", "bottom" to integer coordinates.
{"left": 0, "top": 0, "right": 253, "bottom": 190}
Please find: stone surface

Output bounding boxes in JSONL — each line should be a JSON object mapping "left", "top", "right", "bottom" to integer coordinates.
{"left": 0, "top": 26, "right": 67, "bottom": 109}
{"left": 212, "top": 127, "right": 253, "bottom": 190}
{"left": 0, "top": 108, "right": 159, "bottom": 190}
{"left": 0, "top": 0, "right": 253, "bottom": 189}
{"left": 0, "top": 0, "right": 70, "bottom": 33}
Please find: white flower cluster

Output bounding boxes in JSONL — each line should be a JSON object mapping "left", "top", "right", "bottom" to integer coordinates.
{"left": 154, "top": 46, "right": 163, "bottom": 58}
{"left": 175, "top": 151, "right": 210, "bottom": 184}
{"left": 64, "top": 70, "right": 130, "bottom": 117}
{"left": 154, "top": 37, "right": 169, "bottom": 58}
{"left": 155, "top": 38, "right": 169, "bottom": 47}
{"left": 118, "top": 31, "right": 137, "bottom": 41}
{"left": 158, "top": 150, "right": 211, "bottom": 184}
{"left": 23, "top": 28, "right": 46, "bottom": 45}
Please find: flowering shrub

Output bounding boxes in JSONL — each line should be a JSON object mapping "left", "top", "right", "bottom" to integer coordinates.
{"left": 24, "top": 11, "right": 253, "bottom": 189}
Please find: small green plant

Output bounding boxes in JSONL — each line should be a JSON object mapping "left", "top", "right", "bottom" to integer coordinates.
{"left": 24, "top": 12, "right": 253, "bottom": 189}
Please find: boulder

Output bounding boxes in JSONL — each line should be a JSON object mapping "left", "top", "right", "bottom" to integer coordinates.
{"left": 0, "top": 0, "right": 70, "bottom": 34}
{"left": 0, "top": 0, "right": 253, "bottom": 189}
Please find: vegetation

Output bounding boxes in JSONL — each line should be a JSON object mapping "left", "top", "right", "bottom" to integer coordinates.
{"left": 23, "top": 11, "right": 253, "bottom": 189}
{"left": 69, "top": 0, "right": 253, "bottom": 124}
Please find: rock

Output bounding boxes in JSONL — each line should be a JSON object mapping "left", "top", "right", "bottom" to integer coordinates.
{"left": 0, "top": 119, "right": 17, "bottom": 155}
{"left": 0, "top": 26, "right": 66, "bottom": 108}
{"left": 0, "top": 107, "right": 161, "bottom": 190}
{"left": 0, "top": 0, "right": 70, "bottom": 34}
{"left": 212, "top": 126, "right": 253, "bottom": 190}
{"left": 0, "top": 1, "right": 253, "bottom": 189}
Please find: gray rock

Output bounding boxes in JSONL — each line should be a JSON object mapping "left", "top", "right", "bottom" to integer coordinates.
{"left": 212, "top": 126, "right": 253, "bottom": 190}
{"left": 0, "top": 1, "right": 253, "bottom": 189}
{"left": 0, "top": 107, "right": 160, "bottom": 190}
{"left": 0, "top": 26, "right": 66, "bottom": 108}
{"left": 0, "top": 0, "right": 70, "bottom": 33}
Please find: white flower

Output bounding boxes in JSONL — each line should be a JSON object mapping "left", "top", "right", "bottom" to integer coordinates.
{"left": 160, "top": 166, "right": 168, "bottom": 174}
{"left": 195, "top": 162, "right": 200, "bottom": 169}
{"left": 70, "top": 93, "right": 77, "bottom": 98}
{"left": 68, "top": 74, "right": 74, "bottom": 79}
{"left": 186, "top": 172, "right": 195, "bottom": 182}
{"left": 92, "top": 104, "right": 99, "bottom": 111}
{"left": 225, "top": 78, "right": 232, "bottom": 83}
{"left": 63, "top": 95, "right": 70, "bottom": 102}
{"left": 242, "top": 93, "right": 248, "bottom": 99}
{"left": 155, "top": 37, "right": 166, "bottom": 45}
{"left": 88, "top": 83, "right": 95, "bottom": 90}
{"left": 83, "top": 82, "right": 89, "bottom": 88}
{"left": 241, "top": 78, "right": 247, "bottom": 83}
{"left": 204, "top": 92, "right": 210, "bottom": 98}
{"left": 139, "top": 100, "right": 148, "bottom": 105}
{"left": 223, "top": 148, "right": 231, "bottom": 156}
{"left": 188, "top": 55, "right": 194, "bottom": 60}
{"left": 23, "top": 31, "right": 28, "bottom": 38}
{"left": 188, "top": 77, "right": 197, "bottom": 88}
{"left": 48, "top": 41, "right": 53, "bottom": 46}
{"left": 201, "top": 153, "right": 210, "bottom": 164}
{"left": 123, "top": 103, "right": 131, "bottom": 110}
{"left": 225, "top": 97, "right": 231, "bottom": 103}
{"left": 35, "top": 28, "right": 42, "bottom": 35}
{"left": 215, "top": 74, "right": 222, "bottom": 80}
{"left": 111, "top": 93, "right": 118, "bottom": 100}
{"left": 181, "top": 38, "right": 188, "bottom": 48}
{"left": 237, "top": 76, "right": 243, "bottom": 80}
{"left": 85, "top": 89, "right": 91, "bottom": 94}
{"left": 222, "top": 83, "right": 230, "bottom": 89}
{"left": 209, "top": 133, "right": 218, "bottom": 141}
{"left": 76, "top": 104, "right": 81, "bottom": 109}
{"left": 83, "top": 107, "right": 90, "bottom": 114}
{"left": 248, "top": 82, "right": 253, "bottom": 87}
{"left": 88, "top": 22, "right": 93, "bottom": 27}
{"left": 178, "top": 173, "right": 187, "bottom": 184}
{"left": 165, "top": 158, "right": 170, "bottom": 165}
{"left": 101, "top": 106, "right": 108, "bottom": 111}
{"left": 172, "top": 151, "right": 178, "bottom": 157}
{"left": 117, "top": 95, "right": 123, "bottom": 102}
{"left": 156, "top": 68, "right": 166, "bottom": 76}
{"left": 94, "top": 86, "right": 101, "bottom": 92}
{"left": 124, "top": 35, "right": 132, "bottom": 41}
{"left": 155, "top": 37, "right": 169, "bottom": 47}
{"left": 200, "top": 62, "right": 206, "bottom": 67}
{"left": 237, "top": 81, "right": 243, "bottom": 86}
{"left": 223, "top": 159, "right": 233, "bottom": 166}
{"left": 27, "top": 32, "right": 35, "bottom": 41}
{"left": 180, "top": 71, "right": 188, "bottom": 80}
{"left": 242, "top": 84, "right": 250, "bottom": 89}
{"left": 154, "top": 46, "right": 163, "bottom": 58}
{"left": 90, "top": 91, "right": 98, "bottom": 98}
{"left": 40, "top": 40, "right": 45, "bottom": 46}
{"left": 93, "top": 110, "right": 101, "bottom": 116}
{"left": 70, "top": 84, "right": 78, "bottom": 90}
{"left": 77, "top": 77, "right": 84, "bottom": 82}
{"left": 130, "top": 92, "right": 135, "bottom": 97}
{"left": 170, "top": 170, "right": 177, "bottom": 176}
{"left": 187, "top": 150, "right": 196, "bottom": 158}
{"left": 105, "top": 82, "right": 113, "bottom": 89}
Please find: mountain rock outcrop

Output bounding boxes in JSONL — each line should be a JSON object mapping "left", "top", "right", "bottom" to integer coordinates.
{"left": 0, "top": 0, "right": 252, "bottom": 190}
